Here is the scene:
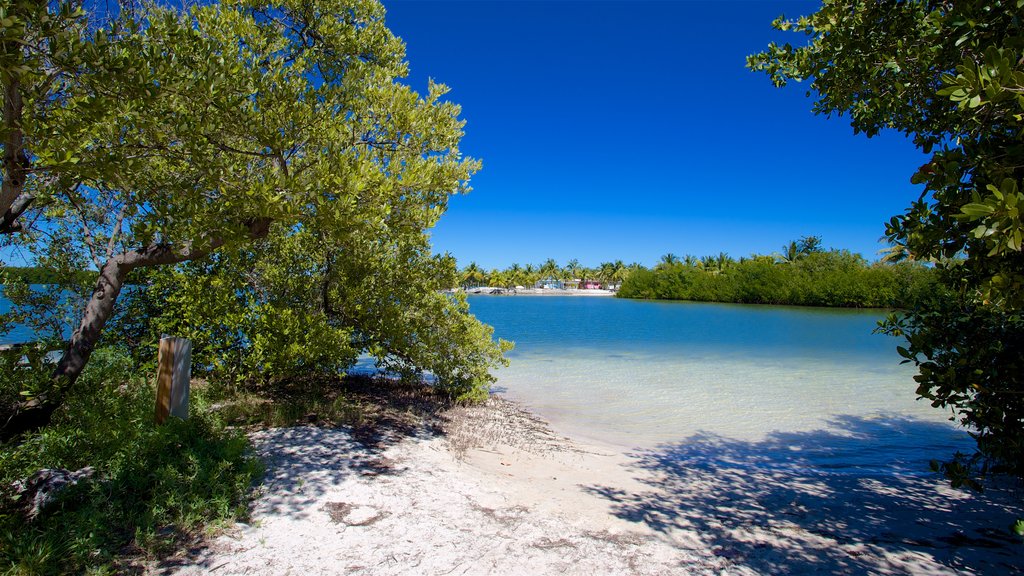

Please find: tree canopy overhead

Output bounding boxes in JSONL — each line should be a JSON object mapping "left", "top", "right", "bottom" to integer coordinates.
{"left": 1, "top": 0, "right": 510, "bottom": 439}
{"left": 749, "top": 0, "right": 1023, "bottom": 307}
{"left": 750, "top": 1, "right": 1024, "bottom": 481}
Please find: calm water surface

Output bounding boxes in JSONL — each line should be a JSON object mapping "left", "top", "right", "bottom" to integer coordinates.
{"left": 468, "top": 295, "right": 972, "bottom": 474}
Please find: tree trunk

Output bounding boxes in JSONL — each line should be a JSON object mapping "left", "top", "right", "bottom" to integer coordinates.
{"left": 51, "top": 258, "right": 130, "bottom": 385}
{"left": 0, "top": 259, "right": 128, "bottom": 442}
{"left": 0, "top": 219, "right": 272, "bottom": 442}
{"left": 2, "top": 66, "right": 30, "bottom": 234}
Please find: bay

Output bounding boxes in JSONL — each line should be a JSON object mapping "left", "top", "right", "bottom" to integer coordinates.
{"left": 467, "top": 295, "right": 973, "bottom": 475}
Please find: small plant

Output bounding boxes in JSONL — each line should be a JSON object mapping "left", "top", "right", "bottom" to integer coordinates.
{"left": 0, "top": 348, "right": 260, "bottom": 574}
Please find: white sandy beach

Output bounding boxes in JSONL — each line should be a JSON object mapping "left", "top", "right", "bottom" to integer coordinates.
{"left": 162, "top": 398, "right": 1023, "bottom": 575}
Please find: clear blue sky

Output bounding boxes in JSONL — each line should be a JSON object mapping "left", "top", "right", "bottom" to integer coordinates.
{"left": 383, "top": 0, "right": 929, "bottom": 269}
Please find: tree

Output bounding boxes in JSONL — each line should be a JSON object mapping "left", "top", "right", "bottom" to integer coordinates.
{"left": 797, "top": 235, "right": 823, "bottom": 256}
{"left": 506, "top": 262, "right": 524, "bottom": 287}
{"left": 564, "top": 258, "right": 581, "bottom": 280}
{"left": 539, "top": 258, "right": 559, "bottom": 280}
{"left": 750, "top": 0, "right": 1024, "bottom": 480}
{"left": 523, "top": 263, "right": 538, "bottom": 286}
{"left": 1, "top": 0, "right": 508, "bottom": 439}
{"left": 657, "top": 253, "right": 680, "bottom": 269}
{"left": 460, "top": 262, "right": 487, "bottom": 288}
{"left": 776, "top": 235, "right": 823, "bottom": 264}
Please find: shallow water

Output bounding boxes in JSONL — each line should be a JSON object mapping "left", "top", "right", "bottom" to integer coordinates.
{"left": 468, "top": 295, "right": 973, "bottom": 474}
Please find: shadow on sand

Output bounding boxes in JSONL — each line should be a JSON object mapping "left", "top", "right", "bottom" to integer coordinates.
{"left": 585, "top": 414, "right": 1023, "bottom": 574}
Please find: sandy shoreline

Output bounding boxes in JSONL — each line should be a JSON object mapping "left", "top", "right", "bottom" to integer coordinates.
{"left": 460, "top": 287, "right": 615, "bottom": 297}
{"left": 161, "top": 397, "right": 1023, "bottom": 575}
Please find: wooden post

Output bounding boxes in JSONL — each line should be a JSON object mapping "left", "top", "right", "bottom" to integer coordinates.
{"left": 155, "top": 337, "right": 192, "bottom": 424}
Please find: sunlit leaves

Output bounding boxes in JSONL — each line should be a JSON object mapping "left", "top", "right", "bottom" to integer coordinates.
{"left": 6, "top": 0, "right": 504, "bottom": 397}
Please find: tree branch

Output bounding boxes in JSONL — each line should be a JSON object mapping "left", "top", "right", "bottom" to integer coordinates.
{"left": 1, "top": 74, "right": 30, "bottom": 233}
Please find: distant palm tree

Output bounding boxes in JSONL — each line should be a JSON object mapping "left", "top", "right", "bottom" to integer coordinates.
{"left": 523, "top": 263, "right": 538, "bottom": 285}
{"left": 540, "top": 258, "right": 559, "bottom": 279}
{"left": 508, "top": 263, "right": 524, "bottom": 286}
{"left": 610, "top": 260, "right": 629, "bottom": 286}
{"left": 774, "top": 240, "right": 800, "bottom": 264}
{"left": 657, "top": 253, "right": 680, "bottom": 269}
{"left": 683, "top": 254, "right": 699, "bottom": 268}
{"left": 775, "top": 236, "right": 822, "bottom": 263}
{"left": 565, "top": 258, "right": 581, "bottom": 280}
{"left": 716, "top": 252, "right": 733, "bottom": 271}
{"left": 460, "top": 262, "right": 486, "bottom": 288}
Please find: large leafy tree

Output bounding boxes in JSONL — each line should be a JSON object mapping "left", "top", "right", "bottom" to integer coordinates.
{"left": 750, "top": 0, "right": 1023, "bottom": 478}
{"left": 1, "top": 0, "right": 509, "bottom": 439}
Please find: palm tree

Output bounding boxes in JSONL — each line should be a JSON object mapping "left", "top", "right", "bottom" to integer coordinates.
{"left": 775, "top": 236, "right": 822, "bottom": 264}
{"left": 460, "top": 262, "right": 486, "bottom": 288}
{"left": 716, "top": 252, "right": 733, "bottom": 272}
{"left": 539, "top": 258, "right": 560, "bottom": 283}
{"left": 523, "top": 263, "right": 538, "bottom": 286}
{"left": 564, "top": 258, "right": 581, "bottom": 280}
{"left": 683, "top": 254, "right": 699, "bottom": 268}
{"left": 657, "top": 253, "right": 680, "bottom": 270}
{"left": 774, "top": 240, "right": 800, "bottom": 264}
{"left": 507, "top": 263, "right": 524, "bottom": 287}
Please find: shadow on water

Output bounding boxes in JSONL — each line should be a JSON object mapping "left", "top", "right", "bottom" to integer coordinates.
{"left": 585, "top": 415, "right": 1024, "bottom": 574}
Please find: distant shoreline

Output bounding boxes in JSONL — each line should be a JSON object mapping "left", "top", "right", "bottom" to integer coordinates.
{"left": 456, "top": 287, "right": 615, "bottom": 297}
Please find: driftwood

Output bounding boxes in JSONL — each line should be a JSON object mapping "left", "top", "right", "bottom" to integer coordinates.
{"left": 10, "top": 466, "right": 96, "bottom": 520}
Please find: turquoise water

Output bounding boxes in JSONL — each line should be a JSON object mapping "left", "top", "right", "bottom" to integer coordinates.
{"left": 468, "top": 295, "right": 973, "bottom": 473}
{"left": 0, "top": 287, "right": 78, "bottom": 344}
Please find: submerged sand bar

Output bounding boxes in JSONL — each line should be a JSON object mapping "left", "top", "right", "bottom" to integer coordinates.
{"left": 166, "top": 398, "right": 1022, "bottom": 575}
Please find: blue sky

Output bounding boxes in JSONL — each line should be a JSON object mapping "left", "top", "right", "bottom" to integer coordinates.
{"left": 383, "top": 0, "right": 930, "bottom": 269}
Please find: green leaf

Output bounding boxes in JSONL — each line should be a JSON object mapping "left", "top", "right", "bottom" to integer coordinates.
{"left": 960, "top": 203, "right": 996, "bottom": 217}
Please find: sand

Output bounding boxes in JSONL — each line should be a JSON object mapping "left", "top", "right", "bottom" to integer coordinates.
{"left": 160, "top": 398, "right": 1023, "bottom": 575}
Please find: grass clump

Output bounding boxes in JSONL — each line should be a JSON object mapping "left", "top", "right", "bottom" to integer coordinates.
{"left": 0, "top": 349, "right": 261, "bottom": 575}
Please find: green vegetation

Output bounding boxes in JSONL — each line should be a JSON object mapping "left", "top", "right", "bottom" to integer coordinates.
{"left": 750, "top": 1, "right": 1024, "bottom": 484}
{"left": 458, "top": 259, "right": 641, "bottom": 289}
{"left": 0, "top": 267, "right": 95, "bottom": 286}
{"left": 617, "top": 237, "right": 936, "bottom": 308}
{"left": 0, "top": 0, "right": 510, "bottom": 440}
{"left": 1, "top": 0, "right": 510, "bottom": 570}
{"left": 0, "top": 348, "right": 260, "bottom": 574}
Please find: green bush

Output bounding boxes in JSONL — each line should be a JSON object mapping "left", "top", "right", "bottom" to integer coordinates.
{"left": 0, "top": 349, "right": 260, "bottom": 575}
{"left": 618, "top": 252, "right": 935, "bottom": 309}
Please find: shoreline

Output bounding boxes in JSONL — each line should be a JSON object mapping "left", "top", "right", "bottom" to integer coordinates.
{"left": 162, "top": 395, "right": 1023, "bottom": 575}
{"left": 458, "top": 287, "right": 616, "bottom": 297}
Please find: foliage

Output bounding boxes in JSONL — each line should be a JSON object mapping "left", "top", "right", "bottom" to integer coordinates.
{"left": 458, "top": 258, "right": 638, "bottom": 289}
{"left": 0, "top": 0, "right": 508, "bottom": 415}
{"left": 618, "top": 245, "right": 935, "bottom": 309}
{"left": 109, "top": 224, "right": 511, "bottom": 401}
{"left": 0, "top": 348, "right": 260, "bottom": 574}
{"left": 749, "top": 1, "right": 1024, "bottom": 481}
{"left": 879, "top": 265, "right": 1024, "bottom": 479}
{"left": 0, "top": 267, "right": 95, "bottom": 286}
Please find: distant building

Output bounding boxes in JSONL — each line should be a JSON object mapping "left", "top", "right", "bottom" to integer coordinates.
{"left": 535, "top": 277, "right": 564, "bottom": 290}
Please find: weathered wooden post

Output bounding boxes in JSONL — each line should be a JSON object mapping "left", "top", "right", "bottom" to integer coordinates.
{"left": 155, "top": 337, "right": 192, "bottom": 424}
